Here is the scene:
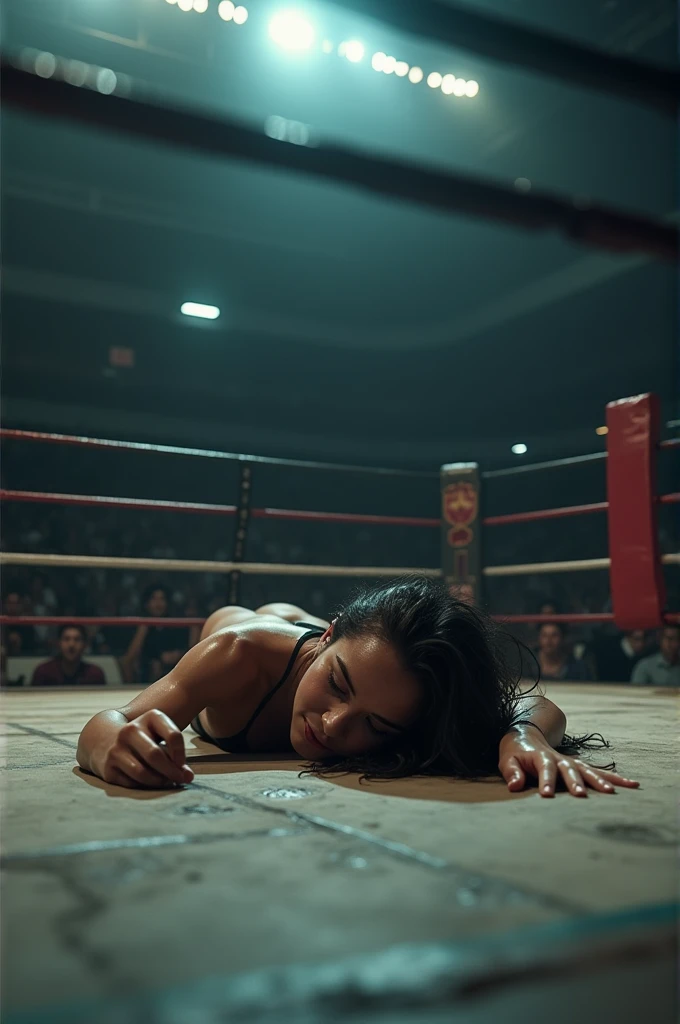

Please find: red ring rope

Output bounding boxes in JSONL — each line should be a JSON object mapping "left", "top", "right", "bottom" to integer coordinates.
{"left": 0, "top": 490, "right": 439, "bottom": 529}
{"left": 3, "top": 613, "right": 679, "bottom": 628}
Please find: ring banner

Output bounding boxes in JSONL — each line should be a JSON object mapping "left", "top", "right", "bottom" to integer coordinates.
{"left": 441, "top": 463, "right": 481, "bottom": 606}
{"left": 229, "top": 462, "right": 253, "bottom": 604}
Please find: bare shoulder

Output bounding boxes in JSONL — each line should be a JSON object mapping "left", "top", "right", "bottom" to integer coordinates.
{"left": 114, "top": 619, "right": 315, "bottom": 732}
{"left": 220, "top": 617, "right": 315, "bottom": 673}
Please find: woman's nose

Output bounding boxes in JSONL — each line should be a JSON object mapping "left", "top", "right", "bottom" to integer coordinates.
{"left": 322, "top": 706, "right": 349, "bottom": 735}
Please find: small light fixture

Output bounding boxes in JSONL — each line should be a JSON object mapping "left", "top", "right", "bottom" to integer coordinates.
{"left": 596, "top": 425, "right": 609, "bottom": 436}
{"left": 511, "top": 443, "right": 528, "bottom": 455}
{"left": 181, "top": 302, "right": 220, "bottom": 320}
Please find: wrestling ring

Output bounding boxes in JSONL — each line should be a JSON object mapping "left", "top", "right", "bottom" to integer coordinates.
{"left": 1, "top": 5, "right": 678, "bottom": 1024}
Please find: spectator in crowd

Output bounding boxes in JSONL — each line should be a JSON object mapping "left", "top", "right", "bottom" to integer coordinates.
{"left": 121, "top": 584, "right": 188, "bottom": 685}
{"left": 2, "top": 589, "right": 36, "bottom": 657}
{"left": 594, "top": 629, "right": 648, "bottom": 682}
{"left": 631, "top": 625, "right": 680, "bottom": 687}
{"left": 536, "top": 622, "right": 591, "bottom": 682}
{"left": 31, "top": 624, "right": 106, "bottom": 686}
{"left": 29, "top": 572, "right": 58, "bottom": 650}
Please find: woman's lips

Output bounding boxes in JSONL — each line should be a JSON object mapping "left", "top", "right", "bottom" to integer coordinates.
{"left": 304, "top": 719, "right": 328, "bottom": 750}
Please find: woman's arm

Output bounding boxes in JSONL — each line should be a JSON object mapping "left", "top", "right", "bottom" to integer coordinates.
{"left": 77, "top": 629, "right": 259, "bottom": 788}
{"left": 505, "top": 693, "right": 567, "bottom": 748}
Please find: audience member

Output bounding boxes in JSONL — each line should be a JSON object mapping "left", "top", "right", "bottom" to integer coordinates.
{"left": 121, "top": 584, "right": 189, "bottom": 684}
{"left": 631, "top": 625, "right": 680, "bottom": 687}
{"left": 536, "top": 622, "right": 590, "bottom": 681}
{"left": 31, "top": 624, "right": 105, "bottom": 686}
{"left": 594, "top": 629, "right": 648, "bottom": 682}
{"left": 2, "top": 590, "right": 36, "bottom": 657}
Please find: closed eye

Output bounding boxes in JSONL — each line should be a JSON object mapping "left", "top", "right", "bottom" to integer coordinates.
{"left": 329, "top": 669, "right": 395, "bottom": 738}
{"left": 328, "top": 669, "right": 346, "bottom": 698}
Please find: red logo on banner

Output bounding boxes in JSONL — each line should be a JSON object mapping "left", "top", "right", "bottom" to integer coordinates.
{"left": 443, "top": 482, "right": 477, "bottom": 547}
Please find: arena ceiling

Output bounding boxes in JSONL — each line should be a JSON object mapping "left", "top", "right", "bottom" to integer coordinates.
{"left": 2, "top": 0, "right": 676, "bottom": 467}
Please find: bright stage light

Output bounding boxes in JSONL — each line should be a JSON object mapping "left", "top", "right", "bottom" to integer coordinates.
{"left": 193, "top": 0, "right": 208, "bottom": 11}
{"left": 269, "top": 11, "right": 315, "bottom": 51}
{"left": 178, "top": 0, "right": 193, "bottom": 11}
{"left": 322, "top": 39, "right": 333, "bottom": 53}
{"left": 34, "top": 52, "right": 57, "bottom": 78}
{"left": 441, "top": 73, "right": 456, "bottom": 95}
{"left": 465, "top": 79, "right": 479, "bottom": 97}
{"left": 427, "top": 71, "right": 442, "bottom": 88}
{"left": 96, "top": 68, "right": 117, "bottom": 94}
{"left": 382, "top": 55, "right": 396, "bottom": 74}
{"left": 394, "top": 60, "right": 409, "bottom": 77}
{"left": 408, "top": 65, "right": 423, "bottom": 84}
{"left": 64, "top": 60, "right": 88, "bottom": 86}
{"left": 452, "top": 78, "right": 466, "bottom": 96}
{"left": 595, "top": 426, "right": 609, "bottom": 436}
{"left": 218, "top": 0, "right": 234, "bottom": 19}
{"left": 343, "top": 40, "right": 365, "bottom": 63}
{"left": 511, "top": 443, "right": 527, "bottom": 455}
{"left": 181, "top": 302, "right": 221, "bottom": 320}
{"left": 371, "top": 51, "right": 386, "bottom": 71}
{"left": 233, "top": 5, "right": 248, "bottom": 23}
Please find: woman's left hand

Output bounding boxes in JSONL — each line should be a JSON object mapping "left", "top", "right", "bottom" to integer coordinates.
{"left": 498, "top": 727, "right": 640, "bottom": 798}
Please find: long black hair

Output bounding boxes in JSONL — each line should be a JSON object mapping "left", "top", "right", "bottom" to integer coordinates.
{"left": 300, "top": 576, "right": 613, "bottom": 783}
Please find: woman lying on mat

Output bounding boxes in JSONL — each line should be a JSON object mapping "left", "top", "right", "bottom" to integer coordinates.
{"left": 77, "top": 576, "right": 639, "bottom": 797}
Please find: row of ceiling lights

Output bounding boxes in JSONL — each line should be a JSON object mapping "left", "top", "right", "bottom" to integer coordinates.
{"left": 163, "top": 4, "right": 480, "bottom": 98}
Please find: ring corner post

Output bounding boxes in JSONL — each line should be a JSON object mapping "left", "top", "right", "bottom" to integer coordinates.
{"left": 606, "top": 393, "right": 665, "bottom": 630}
{"left": 440, "top": 462, "right": 482, "bottom": 606}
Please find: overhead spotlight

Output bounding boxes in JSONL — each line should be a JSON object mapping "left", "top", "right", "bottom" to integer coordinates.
{"left": 181, "top": 302, "right": 221, "bottom": 320}
{"left": 233, "top": 5, "right": 248, "bottom": 23}
{"left": 165, "top": 0, "right": 178, "bottom": 4}
{"left": 178, "top": 0, "right": 193, "bottom": 10}
{"left": 193, "top": 0, "right": 209, "bottom": 10}
{"left": 427, "top": 71, "right": 442, "bottom": 88}
{"left": 408, "top": 65, "right": 423, "bottom": 83}
{"left": 269, "top": 11, "right": 315, "bottom": 51}
{"left": 96, "top": 68, "right": 118, "bottom": 94}
{"left": 452, "top": 78, "right": 466, "bottom": 96}
{"left": 34, "top": 51, "right": 57, "bottom": 78}
{"left": 514, "top": 177, "right": 531, "bottom": 192}
{"left": 218, "top": 0, "right": 234, "bottom": 18}
{"left": 465, "top": 79, "right": 479, "bottom": 97}
{"left": 382, "top": 55, "right": 396, "bottom": 74}
{"left": 595, "top": 426, "right": 609, "bottom": 436}
{"left": 511, "top": 443, "right": 528, "bottom": 455}
{"left": 64, "top": 59, "right": 88, "bottom": 86}
{"left": 321, "top": 39, "right": 333, "bottom": 53}
{"left": 344, "top": 40, "right": 365, "bottom": 63}
{"left": 371, "top": 51, "right": 386, "bottom": 71}
{"left": 394, "top": 60, "right": 409, "bottom": 77}
{"left": 441, "top": 73, "right": 456, "bottom": 94}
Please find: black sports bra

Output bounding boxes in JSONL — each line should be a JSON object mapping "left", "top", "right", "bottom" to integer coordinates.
{"left": 191, "top": 624, "right": 325, "bottom": 753}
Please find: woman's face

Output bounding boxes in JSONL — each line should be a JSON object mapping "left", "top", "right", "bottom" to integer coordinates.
{"left": 291, "top": 632, "right": 422, "bottom": 761}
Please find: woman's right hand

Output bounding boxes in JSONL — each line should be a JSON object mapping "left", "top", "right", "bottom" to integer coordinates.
{"left": 94, "top": 709, "right": 195, "bottom": 789}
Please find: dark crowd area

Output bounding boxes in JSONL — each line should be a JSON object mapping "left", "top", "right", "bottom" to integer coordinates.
{"left": 1, "top": 438, "right": 678, "bottom": 687}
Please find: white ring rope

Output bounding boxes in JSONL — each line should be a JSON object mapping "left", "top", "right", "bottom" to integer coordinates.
{"left": 484, "top": 554, "right": 678, "bottom": 577}
{"left": 2, "top": 552, "right": 676, "bottom": 577}
{"left": 0, "top": 553, "right": 441, "bottom": 579}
